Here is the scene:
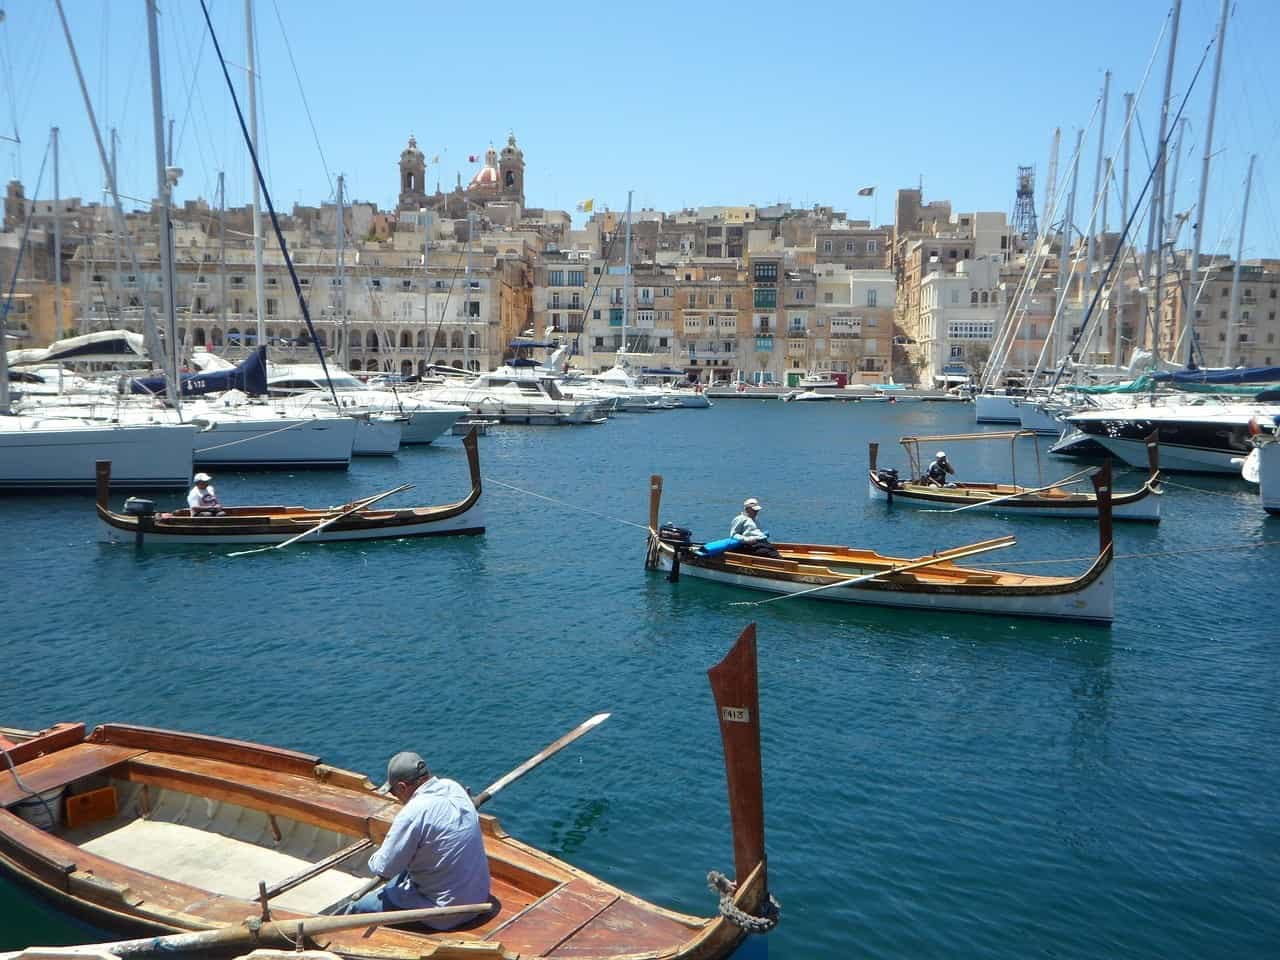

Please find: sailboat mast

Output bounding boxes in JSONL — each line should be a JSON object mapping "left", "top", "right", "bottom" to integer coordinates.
{"left": 146, "top": 0, "right": 181, "bottom": 413}
{"left": 245, "top": 0, "right": 267, "bottom": 349}
{"left": 1146, "top": 0, "right": 1182, "bottom": 363}
{"left": 1116, "top": 92, "right": 1133, "bottom": 365}
{"left": 218, "top": 171, "right": 226, "bottom": 331}
{"left": 1084, "top": 72, "right": 1110, "bottom": 359}
{"left": 336, "top": 173, "right": 346, "bottom": 371}
{"left": 111, "top": 128, "right": 122, "bottom": 325}
{"left": 1223, "top": 155, "right": 1255, "bottom": 369}
{"left": 622, "top": 190, "right": 633, "bottom": 359}
{"left": 421, "top": 204, "right": 430, "bottom": 376}
{"left": 465, "top": 207, "right": 473, "bottom": 372}
{"left": 53, "top": 0, "right": 174, "bottom": 406}
{"left": 52, "top": 126, "right": 64, "bottom": 343}
{"left": 1180, "top": 0, "right": 1229, "bottom": 365}
{"left": 1054, "top": 130, "right": 1083, "bottom": 373}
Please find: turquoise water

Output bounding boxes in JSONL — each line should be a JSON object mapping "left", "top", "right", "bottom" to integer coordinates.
{"left": 1, "top": 401, "right": 1276, "bottom": 958}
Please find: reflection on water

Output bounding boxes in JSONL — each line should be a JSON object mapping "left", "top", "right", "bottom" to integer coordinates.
{"left": 547, "top": 797, "right": 611, "bottom": 856}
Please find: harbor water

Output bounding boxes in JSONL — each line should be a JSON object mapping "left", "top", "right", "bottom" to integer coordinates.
{"left": 1, "top": 400, "right": 1276, "bottom": 958}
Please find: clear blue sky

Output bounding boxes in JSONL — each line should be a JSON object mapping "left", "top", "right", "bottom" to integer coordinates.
{"left": 4, "top": 0, "right": 1278, "bottom": 259}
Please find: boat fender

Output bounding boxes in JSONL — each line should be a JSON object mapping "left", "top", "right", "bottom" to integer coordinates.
{"left": 696, "top": 537, "right": 744, "bottom": 558}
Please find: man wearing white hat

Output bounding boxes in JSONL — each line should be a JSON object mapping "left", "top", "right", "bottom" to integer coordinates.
{"left": 187, "top": 472, "right": 224, "bottom": 515}
{"left": 729, "top": 497, "right": 780, "bottom": 558}
{"left": 926, "top": 451, "right": 956, "bottom": 487}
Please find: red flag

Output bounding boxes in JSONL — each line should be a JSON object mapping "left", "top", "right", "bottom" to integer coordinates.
{"left": 468, "top": 154, "right": 479, "bottom": 162}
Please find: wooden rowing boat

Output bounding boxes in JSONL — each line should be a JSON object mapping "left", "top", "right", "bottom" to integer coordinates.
{"left": 0, "top": 627, "right": 774, "bottom": 959}
{"left": 867, "top": 430, "right": 1161, "bottom": 522}
{"left": 645, "top": 464, "right": 1116, "bottom": 624}
{"left": 96, "top": 430, "right": 485, "bottom": 547}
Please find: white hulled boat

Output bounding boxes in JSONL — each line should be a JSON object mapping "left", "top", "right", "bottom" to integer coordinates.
{"left": 0, "top": 415, "right": 196, "bottom": 490}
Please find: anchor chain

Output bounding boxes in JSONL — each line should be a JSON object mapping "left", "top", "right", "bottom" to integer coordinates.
{"left": 706, "top": 870, "right": 780, "bottom": 934}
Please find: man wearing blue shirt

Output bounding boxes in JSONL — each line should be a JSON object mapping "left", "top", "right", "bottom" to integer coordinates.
{"left": 340, "top": 751, "right": 491, "bottom": 928}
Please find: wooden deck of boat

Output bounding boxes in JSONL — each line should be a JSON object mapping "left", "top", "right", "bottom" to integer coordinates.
{"left": 0, "top": 732, "right": 713, "bottom": 959}
{"left": 748, "top": 546, "right": 1074, "bottom": 587}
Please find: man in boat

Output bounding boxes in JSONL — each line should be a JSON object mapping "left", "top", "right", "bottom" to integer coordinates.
{"left": 339, "top": 751, "right": 491, "bottom": 929}
{"left": 925, "top": 451, "right": 956, "bottom": 487}
{"left": 187, "top": 472, "right": 225, "bottom": 515}
{"left": 729, "top": 498, "right": 781, "bottom": 558}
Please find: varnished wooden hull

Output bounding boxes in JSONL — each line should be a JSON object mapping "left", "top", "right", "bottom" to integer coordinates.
{"left": 649, "top": 538, "right": 1114, "bottom": 623}
{"left": 95, "top": 431, "right": 485, "bottom": 547}
{"left": 866, "top": 473, "right": 1161, "bottom": 522}
{"left": 0, "top": 723, "right": 766, "bottom": 960}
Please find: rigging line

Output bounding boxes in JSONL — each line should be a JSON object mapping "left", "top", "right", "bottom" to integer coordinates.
{"left": 1048, "top": 33, "right": 1217, "bottom": 394}
{"left": 269, "top": 0, "right": 333, "bottom": 196}
{"left": 197, "top": 0, "right": 339, "bottom": 408}
{"left": 1, "top": 132, "right": 52, "bottom": 327}
{"left": 172, "top": 0, "right": 214, "bottom": 179}
{"left": 483, "top": 476, "right": 649, "bottom": 530}
{"left": 0, "top": 4, "right": 21, "bottom": 145}
{"left": 989, "top": 538, "right": 1280, "bottom": 566}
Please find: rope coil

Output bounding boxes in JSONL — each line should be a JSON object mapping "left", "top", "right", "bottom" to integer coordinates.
{"left": 707, "top": 870, "right": 780, "bottom": 934}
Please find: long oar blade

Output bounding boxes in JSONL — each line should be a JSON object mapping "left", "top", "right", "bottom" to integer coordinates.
{"left": 471, "top": 712, "right": 611, "bottom": 807}
{"left": 228, "top": 483, "right": 413, "bottom": 557}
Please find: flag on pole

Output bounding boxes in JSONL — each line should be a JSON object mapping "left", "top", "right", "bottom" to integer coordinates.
{"left": 857, "top": 186, "right": 875, "bottom": 197}
{"left": 576, "top": 199, "right": 594, "bottom": 213}
{"left": 468, "top": 154, "right": 480, "bottom": 163}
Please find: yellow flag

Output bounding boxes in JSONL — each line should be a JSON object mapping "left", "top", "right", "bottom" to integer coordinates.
{"left": 576, "top": 199, "right": 594, "bottom": 213}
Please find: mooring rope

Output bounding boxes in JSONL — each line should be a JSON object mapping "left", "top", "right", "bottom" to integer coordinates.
{"left": 191, "top": 417, "right": 309, "bottom": 453}
{"left": 483, "top": 476, "right": 650, "bottom": 530}
{"left": 1161, "top": 478, "right": 1252, "bottom": 499}
{"left": 707, "top": 870, "right": 780, "bottom": 934}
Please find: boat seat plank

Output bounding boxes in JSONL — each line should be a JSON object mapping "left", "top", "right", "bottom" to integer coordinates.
{"left": 120, "top": 752, "right": 396, "bottom": 836}
{"left": 484, "top": 879, "right": 618, "bottom": 954}
{"left": 0, "top": 723, "right": 86, "bottom": 768}
{"left": 548, "top": 896, "right": 701, "bottom": 957}
{"left": 0, "top": 743, "right": 145, "bottom": 808}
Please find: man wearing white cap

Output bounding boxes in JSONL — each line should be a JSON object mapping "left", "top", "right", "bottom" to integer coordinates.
{"left": 926, "top": 451, "right": 956, "bottom": 486}
{"left": 338, "top": 751, "right": 491, "bottom": 928}
{"left": 187, "top": 472, "right": 224, "bottom": 515}
{"left": 729, "top": 497, "right": 780, "bottom": 558}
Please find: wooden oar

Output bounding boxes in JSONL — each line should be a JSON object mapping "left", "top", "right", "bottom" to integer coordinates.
{"left": 941, "top": 469, "right": 1092, "bottom": 513}
{"left": 227, "top": 483, "right": 413, "bottom": 557}
{"left": 729, "top": 535, "right": 1016, "bottom": 607}
{"left": 260, "top": 837, "right": 374, "bottom": 901}
{"left": 0, "top": 902, "right": 493, "bottom": 959}
{"left": 334, "top": 712, "right": 612, "bottom": 908}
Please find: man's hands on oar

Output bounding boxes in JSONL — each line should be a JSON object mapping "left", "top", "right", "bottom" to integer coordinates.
{"left": 336, "top": 712, "right": 612, "bottom": 911}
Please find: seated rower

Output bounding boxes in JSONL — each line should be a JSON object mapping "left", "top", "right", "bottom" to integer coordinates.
{"left": 729, "top": 497, "right": 781, "bottom": 558}
{"left": 187, "top": 472, "right": 226, "bottom": 516}
{"left": 338, "top": 751, "right": 492, "bottom": 929}
{"left": 925, "top": 451, "right": 956, "bottom": 487}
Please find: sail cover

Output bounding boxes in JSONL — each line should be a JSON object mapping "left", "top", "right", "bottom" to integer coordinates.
{"left": 129, "top": 347, "right": 267, "bottom": 397}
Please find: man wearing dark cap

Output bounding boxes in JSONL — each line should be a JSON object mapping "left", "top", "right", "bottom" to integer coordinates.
{"left": 339, "top": 751, "right": 491, "bottom": 927}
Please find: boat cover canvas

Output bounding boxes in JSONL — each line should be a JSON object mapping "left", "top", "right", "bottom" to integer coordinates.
{"left": 696, "top": 537, "right": 744, "bottom": 558}
{"left": 1152, "top": 366, "right": 1280, "bottom": 385}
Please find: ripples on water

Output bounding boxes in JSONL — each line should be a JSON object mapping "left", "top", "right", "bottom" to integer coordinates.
{"left": 1, "top": 401, "right": 1277, "bottom": 958}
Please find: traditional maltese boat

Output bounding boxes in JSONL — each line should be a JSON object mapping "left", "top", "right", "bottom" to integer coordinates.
{"left": 866, "top": 431, "right": 1161, "bottom": 522}
{"left": 96, "top": 430, "right": 484, "bottom": 547}
{"left": 646, "top": 464, "right": 1116, "bottom": 624}
{"left": 0, "top": 628, "right": 775, "bottom": 959}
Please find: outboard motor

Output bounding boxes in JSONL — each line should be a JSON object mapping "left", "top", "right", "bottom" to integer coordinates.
{"left": 123, "top": 498, "right": 156, "bottom": 517}
{"left": 876, "top": 468, "right": 900, "bottom": 490}
{"left": 658, "top": 523, "right": 693, "bottom": 546}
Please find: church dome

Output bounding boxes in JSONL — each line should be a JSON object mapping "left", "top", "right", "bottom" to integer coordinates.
{"left": 469, "top": 147, "right": 500, "bottom": 187}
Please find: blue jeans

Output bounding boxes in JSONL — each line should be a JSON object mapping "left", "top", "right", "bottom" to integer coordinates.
{"left": 337, "top": 881, "right": 396, "bottom": 916}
